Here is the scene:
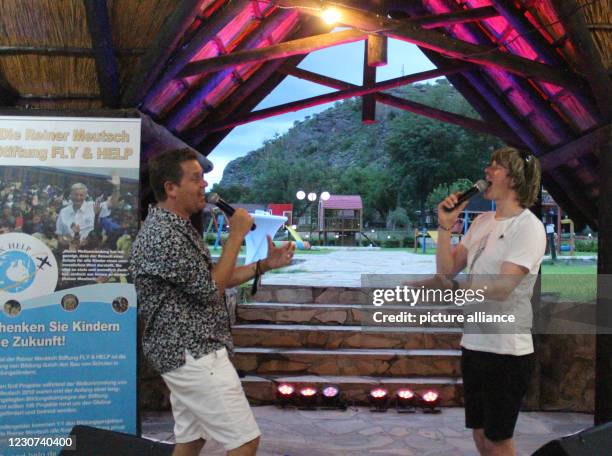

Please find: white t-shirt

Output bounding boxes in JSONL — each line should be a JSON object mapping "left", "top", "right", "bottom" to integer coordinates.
{"left": 459, "top": 209, "right": 546, "bottom": 355}
{"left": 56, "top": 201, "right": 109, "bottom": 240}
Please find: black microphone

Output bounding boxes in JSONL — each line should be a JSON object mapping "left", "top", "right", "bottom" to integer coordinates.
{"left": 443, "top": 179, "right": 490, "bottom": 212}
{"left": 207, "top": 192, "right": 256, "bottom": 231}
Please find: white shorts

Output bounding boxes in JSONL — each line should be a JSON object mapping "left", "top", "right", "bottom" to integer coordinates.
{"left": 161, "top": 348, "right": 261, "bottom": 450}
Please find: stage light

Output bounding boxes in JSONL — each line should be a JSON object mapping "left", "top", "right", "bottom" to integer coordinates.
{"left": 275, "top": 383, "right": 295, "bottom": 408}
{"left": 321, "top": 385, "right": 347, "bottom": 410}
{"left": 420, "top": 389, "right": 441, "bottom": 413}
{"left": 298, "top": 386, "right": 318, "bottom": 409}
{"left": 321, "top": 8, "right": 341, "bottom": 24}
{"left": 369, "top": 387, "right": 389, "bottom": 412}
{"left": 396, "top": 388, "right": 417, "bottom": 413}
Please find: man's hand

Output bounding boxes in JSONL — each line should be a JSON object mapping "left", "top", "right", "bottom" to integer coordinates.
{"left": 228, "top": 208, "right": 253, "bottom": 239}
{"left": 263, "top": 236, "right": 295, "bottom": 271}
{"left": 437, "top": 192, "right": 468, "bottom": 230}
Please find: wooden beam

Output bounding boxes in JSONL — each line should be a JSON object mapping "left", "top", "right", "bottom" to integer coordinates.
{"left": 179, "top": 29, "right": 367, "bottom": 78}
{"left": 366, "top": 34, "right": 387, "bottom": 66}
{"left": 490, "top": 0, "right": 602, "bottom": 125}
{"left": 272, "top": 65, "right": 520, "bottom": 143}
{"left": 83, "top": 0, "right": 120, "bottom": 108}
{"left": 274, "top": 0, "right": 590, "bottom": 94}
{"left": 433, "top": 0, "right": 574, "bottom": 144}
{"left": 0, "top": 45, "right": 145, "bottom": 57}
{"left": 121, "top": 0, "right": 203, "bottom": 107}
{"left": 546, "top": 168, "right": 596, "bottom": 224}
{"left": 362, "top": 39, "right": 377, "bottom": 124}
{"left": 550, "top": 0, "right": 611, "bottom": 122}
{"left": 19, "top": 93, "right": 100, "bottom": 101}
{"left": 539, "top": 125, "right": 611, "bottom": 171}
{"left": 164, "top": 9, "right": 294, "bottom": 132}
{"left": 199, "top": 66, "right": 472, "bottom": 132}
{"left": 417, "top": 48, "right": 525, "bottom": 147}
{"left": 187, "top": 18, "right": 330, "bottom": 151}
{"left": 412, "top": 5, "right": 500, "bottom": 29}
{"left": 139, "top": 0, "right": 247, "bottom": 108}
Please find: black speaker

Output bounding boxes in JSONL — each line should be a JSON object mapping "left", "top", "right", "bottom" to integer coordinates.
{"left": 59, "top": 425, "right": 174, "bottom": 456}
{"left": 532, "top": 421, "right": 612, "bottom": 455}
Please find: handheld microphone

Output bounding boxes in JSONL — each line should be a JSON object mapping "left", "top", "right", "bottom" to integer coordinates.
{"left": 443, "top": 179, "right": 490, "bottom": 212}
{"left": 206, "top": 192, "right": 256, "bottom": 231}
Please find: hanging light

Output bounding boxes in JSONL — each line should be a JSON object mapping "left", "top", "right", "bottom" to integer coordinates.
{"left": 321, "top": 7, "right": 341, "bottom": 24}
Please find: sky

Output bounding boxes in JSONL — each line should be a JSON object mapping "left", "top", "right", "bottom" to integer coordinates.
{"left": 205, "top": 38, "right": 439, "bottom": 185}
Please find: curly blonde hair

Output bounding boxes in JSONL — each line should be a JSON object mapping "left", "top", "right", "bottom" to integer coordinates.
{"left": 491, "top": 146, "right": 541, "bottom": 208}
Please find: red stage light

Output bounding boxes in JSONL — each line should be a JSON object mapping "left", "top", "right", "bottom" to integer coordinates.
{"left": 322, "top": 386, "right": 339, "bottom": 398}
{"left": 420, "top": 389, "right": 441, "bottom": 413}
{"left": 277, "top": 384, "right": 294, "bottom": 396}
{"left": 300, "top": 387, "right": 317, "bottom": 397}
{"left": 397, "top": 389, "right": 414, "bottom": 399}
{"left": 370, "top": 388, "right": 388, "bottom": 398}
{"left": 422, "top": 391, "right": 439, "bottom": 402}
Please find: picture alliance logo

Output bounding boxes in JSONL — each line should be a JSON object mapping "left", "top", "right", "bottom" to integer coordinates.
{"left": 0, "top": 233, "right": 59, "bottom": 302}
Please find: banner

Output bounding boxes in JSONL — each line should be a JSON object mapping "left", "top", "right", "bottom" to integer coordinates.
{"left": 0, "top": 116, "right": 140, "bottom": 455}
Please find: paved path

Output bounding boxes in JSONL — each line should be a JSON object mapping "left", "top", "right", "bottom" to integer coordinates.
{"left": 263, "top": 250, "right": 436, "bottom": 287}
{"left": 142, "top": 407, "right": 592, "bottom": 455}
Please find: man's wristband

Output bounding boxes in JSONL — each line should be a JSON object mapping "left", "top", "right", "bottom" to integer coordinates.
{"left": 438, "top": 224, "right": 452, "bottom": 232}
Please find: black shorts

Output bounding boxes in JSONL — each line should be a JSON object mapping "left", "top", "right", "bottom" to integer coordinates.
{"left": 461, "top": 347, "right": 535, "bottom": 442}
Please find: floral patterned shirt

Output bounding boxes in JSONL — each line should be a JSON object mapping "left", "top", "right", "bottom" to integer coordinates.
{"left": 130, "top": 206, "right": 232, "bottom": 374}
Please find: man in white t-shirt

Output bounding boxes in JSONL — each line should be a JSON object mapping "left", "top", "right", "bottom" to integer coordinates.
{"left": 435, "top": 147, "right": 546, "bottom": 456}
{"left": 56, "top": 179, "right": 120, "bottom": 245}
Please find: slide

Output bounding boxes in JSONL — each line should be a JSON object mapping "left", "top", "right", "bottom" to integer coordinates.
{"left": 285, "top": 225, "right": 310, "bottom": 250}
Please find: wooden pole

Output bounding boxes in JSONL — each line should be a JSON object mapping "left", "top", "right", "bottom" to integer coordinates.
{"left": 596, "top": 127, "right": 612, "bottom": 424}
{"left": 550, "top": 0, "right": 611, "bottom": 122}
{"left": 362, "top": 38, "right": 377, "bottom": 124}
{"left": 83, "top": 0, "right": 120, "bottom": 108}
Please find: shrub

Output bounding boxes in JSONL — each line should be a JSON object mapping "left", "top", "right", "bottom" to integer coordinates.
{"left": 575, "top": 239, "right": 598, "bottom": 252}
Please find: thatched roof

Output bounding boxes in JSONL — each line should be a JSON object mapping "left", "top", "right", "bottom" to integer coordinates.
{"left": 0, "top": 0, "right": 610, "bottom": 227}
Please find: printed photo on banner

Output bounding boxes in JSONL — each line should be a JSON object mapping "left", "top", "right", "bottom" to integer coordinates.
{"left": 0, "top": 166, "right": 138, "bottom": 290}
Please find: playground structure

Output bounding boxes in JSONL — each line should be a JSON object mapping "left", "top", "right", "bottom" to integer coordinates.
{"left": 317, "top": 195, "right": 363, "bottom": 246}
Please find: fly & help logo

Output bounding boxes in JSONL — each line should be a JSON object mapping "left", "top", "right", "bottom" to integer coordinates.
{"left": 0, "top": 233, "right": 58, "bottom": 302}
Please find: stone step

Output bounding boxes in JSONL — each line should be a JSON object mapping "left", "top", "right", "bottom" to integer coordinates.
{"left": 233, "top": 347, "right": 461, "bottom": 377}
{"left": 242, "top": 375, "right": 463, "bottom": 407}
{"left": 232, "top": 324, "right": 462, "bottom": 350}
{"left": 252, "top": 285, "right": 368, "bottom": 304}
{"left": 237, "top": 303, "right": 464, "bottom": 327}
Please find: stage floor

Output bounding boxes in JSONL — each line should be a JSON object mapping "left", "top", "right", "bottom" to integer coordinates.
{"left": 142, "top": 406, "right": 592, "bottom": 455}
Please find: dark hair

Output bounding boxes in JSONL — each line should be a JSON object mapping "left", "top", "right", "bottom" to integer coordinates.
{"left": 491, "top": 146, "right": 541, "bottom": 208}
{"left": 148, "top": 148, "right": 199, "bottom": 202}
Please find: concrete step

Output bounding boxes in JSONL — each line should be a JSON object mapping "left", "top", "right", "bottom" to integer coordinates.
{"left": 232, "top": 324, "right": 462, "bottom": 350}
{"left": 233, "top": 347, "right": 461, "bottom": 378}
{"left": 237, "top": 303, "right": 464, "bottom": 327}
{"left": 241, "top": 375, "right": 463, "bottom": 407}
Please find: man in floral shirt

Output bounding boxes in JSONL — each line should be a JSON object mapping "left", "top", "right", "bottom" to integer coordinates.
{"left": 131, "top": 148, "right": 294, "bottom": 456}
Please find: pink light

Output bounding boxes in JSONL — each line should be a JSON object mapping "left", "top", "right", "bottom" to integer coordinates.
{"left": 397, "top": 389, "right": 414, "bottom": 399}
{"left": 300, "top": 387, "right": 317, "bottom": 397}
{"left": 277, "top": 384, "right": 294, "bottom": 396}
{"left": 322, "top": 386, "right": 339, "bottom": 397}
{"left": 370, "top": 388, "right": 388, "bottom": 398}
{"left": 422, "top": 391, "right": 439, "bottom": 402}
